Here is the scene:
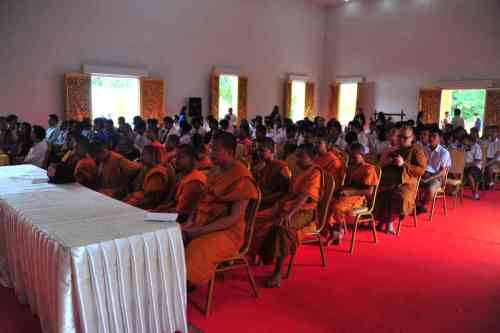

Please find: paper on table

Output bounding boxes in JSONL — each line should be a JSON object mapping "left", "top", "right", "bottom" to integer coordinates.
{"left": 145, "top": 212, "right": 178, "bottom": 222}
{"left": 32, "top": 178, "right": 49, "bottom": 184}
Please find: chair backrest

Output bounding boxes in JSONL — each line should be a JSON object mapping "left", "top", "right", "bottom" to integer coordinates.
{"left": 449, "top": 148, "right": 465, "bottom": 176}
{"left": 367, "top": 165, "right": 382, "bottom": 213}
{"left": 315, "top": 170, "right": 336, "bottom": 234}
{"left": 239, "top": 187, "right": 262, "bottom": 255}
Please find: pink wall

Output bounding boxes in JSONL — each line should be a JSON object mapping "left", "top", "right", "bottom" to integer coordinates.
{"left": 323, "top": 0, "right": 500, "bottom": 120}
{"left": 0, "top": 0, "right": 326, "bottom": 125}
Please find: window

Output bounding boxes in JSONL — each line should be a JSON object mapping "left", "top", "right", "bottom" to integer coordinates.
{"left": 91, "top": 75, "right": 140, "bottom": 125}
{"left": 440, "top": 89, "right": 486, "bottom": 132}
{"left": 338, "top": 83, "right": 358, "bottom": 127}
{"left": 291, "top": 80, "right": 306, "bottom": 123}
{"left": 218, "top": 74, "right": 239, "bottom": 120}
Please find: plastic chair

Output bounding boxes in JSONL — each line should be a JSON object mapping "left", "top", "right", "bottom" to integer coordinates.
{"left": 397, "top": 176, "right": 422, "bottom": 235}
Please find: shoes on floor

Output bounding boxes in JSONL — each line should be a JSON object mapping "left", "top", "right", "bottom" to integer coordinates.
{"left": 474, "top": 193, "right": 480, "bottom": 200}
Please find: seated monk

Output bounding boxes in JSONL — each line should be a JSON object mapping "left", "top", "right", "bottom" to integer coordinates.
{"left": 192, "top": 133, "right": 213, "bottom": 172}
{"left": 183, "top": 132, "right": 258, "bottom": 287}
{"left": 90, "top": 141, "right": 142, "bottom": 199}
{"left": 253, "top": 143, "right": 321, "bottom": 288}
{"left": 145, "top": 127, "right": 168, "bottom": 165}
{"left": 154, "top": 144, "right": 206, "bottom": 223}
{"left": 123, "top": 145, "right": 171, "bottom": 209}
{"left": 314, "top": 135, "right": 345, "bottom": 184}
{"left": 374, "top": 126, "right": 427, "bottom": 234}
{"left": 253, "top": 137, "right": 291, "bottom": 210}
{"left": 73, "top": 137, "right": 97, "bottom": 188}
{"left": 164, "top": 134, "right": 180, "bottom": 164}
{"left": 326, "top": 143, "right": 378, "bottom": 246}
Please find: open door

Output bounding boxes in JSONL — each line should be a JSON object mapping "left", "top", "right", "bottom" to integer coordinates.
{"left": 418, "top": 89, "right": 442, "bottom": 124}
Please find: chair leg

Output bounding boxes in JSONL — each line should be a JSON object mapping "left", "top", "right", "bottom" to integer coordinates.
{"left": 413, "top": 207, "right": 418, "bottom": 227}
{"left": 370, "top": 216, "right": 378, "bottom": 244}
{"left": 285, "top": 253, "right": 296, "bottom": 279}
{"left": 397, "top": 216, "right": 403, "bottom": 235}
{"left": 459, "top": 186, "right": 464, "bottom": 203}
{"left": 429, "top": 194, "right": 437, "bottom": 222}
{"left": 205, "top": 273, "right": 216, "bottom": 316}
{"left": 443, "top": 194, "right": 448, "bottom": 216}
{"left": 349, "top": 216, "right": 360, "bottom": 254}
{"left": 243, "top": 258, "right": 259, "bottom": 298}
{"left": 317, "top": 234, "right": 327, "bottom": 267}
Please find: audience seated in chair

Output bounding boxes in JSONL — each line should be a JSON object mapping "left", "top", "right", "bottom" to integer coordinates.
{"left": 90, "top": 141, "right": 142, "bottom": 199}
{"left": 155, "top": 144, "right": 207, "bottom": 223}
{"left": 123, "top": 145, "right": 171, "bottom": 209}
{"left": 416, "top": 128, "right": 451, "bottom": 214}
{"left": 252, "top": 137, "right": 291, "bottom": 211}
{"left": 182, "top": 132, "right": 258, "bottom": 288}
{"left": 375, "top": 126, "right": 427, "bottom": 234}
{"left": 252, "top": 143, "right": 321, "bottom": 288}
{"left": 326, "top": 143, "right": 379, "bottom": 246}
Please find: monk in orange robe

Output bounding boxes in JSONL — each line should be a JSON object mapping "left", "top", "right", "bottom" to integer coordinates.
{"left": 164, "top": 134, "right": 180, "bottom": 164}
{"left": 183, "top": 132, "right": 258, "bottom": 286}
{"left": 123, "top": 145, "right": 171, "bottom": 209}
{"left": 254, "top": 143, "right": 321, "bottom": 288}
{"left": 154, "top": 144, "right": 207, "bottom": 223}
{"left": 375, "top": 126, "right": 427, "bottom": 234}
{"left": 73, "top": 137, "right": 97, "bottom": 189}
{"left": 314, "top": 136, "right": 345, "bottom": 184}
{"left": 90, "top": 141, "right": 142, "bottom": 199}
{"left": 326, "top": 143, "right": 378, "bottom": 245}
{"left": 253, "top": 137, "right": 291, "bottom": 210}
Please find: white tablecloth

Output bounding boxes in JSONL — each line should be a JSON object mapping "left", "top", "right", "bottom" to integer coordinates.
{"left": 0, "top": 165, "right": 187, "bottom": 333}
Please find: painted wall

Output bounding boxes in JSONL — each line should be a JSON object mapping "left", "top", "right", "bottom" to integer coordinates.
{"left": 323, "top": 0, "right": 500, "bottom": 120}
{"left": 0, "top": 0, "right": 326, "bottom": 124}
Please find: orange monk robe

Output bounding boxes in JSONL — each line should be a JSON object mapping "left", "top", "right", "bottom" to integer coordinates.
{"left": 252, "top": 165, "right": 321, "bottom": 264}
{"left": 74, "top": 157, "right": 97, "bottom": 189}
{"left": 124, "top": 164, "right": 169, "bottom": 208}
{"left": 253, "top": 160, "right": 291, "bottom": 210}
{"left": 375, "top": 144, "right": 427, "bottom": 223}
{"left": 314, "top": 151, "right": 344, "bottom": 184}
{"left": 197, "top": 156, "right": 213, "bottom": 174}
{"left": 185, "top": 161, "right": 258, "bottom": 285}
{"left": 98, "top": 151, "right": 142, "bottom": 199}
{"left": 155, "top": 169, "right": 207, "bottom": 214}
{"left": 285, "top": 153, "right": 301, "bottom": 179}
{"left": 150, "top": 141, "right": 170, "bottom": 165}
{"left": 330, "top": 162, "right": 378, "bottom": 226}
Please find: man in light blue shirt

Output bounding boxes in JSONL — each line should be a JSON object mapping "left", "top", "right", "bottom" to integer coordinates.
{"left": 417, "top": 128, "right": 451, "bottom": 214}
{"left": 45, "top": 114, "right": 60, "bottom": 144}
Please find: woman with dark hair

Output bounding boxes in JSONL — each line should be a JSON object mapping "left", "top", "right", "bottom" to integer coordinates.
{"left": 23, "top": 125, "right": 48, "bottom": 168}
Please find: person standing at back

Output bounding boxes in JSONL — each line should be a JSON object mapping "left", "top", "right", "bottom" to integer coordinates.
{"left": 451, "top": 108, "right": 465, "bottom": 129}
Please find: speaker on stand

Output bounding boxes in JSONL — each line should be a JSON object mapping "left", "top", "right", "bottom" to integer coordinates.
{"left": 188, "top": 97, "right": 202, "bottom": 119}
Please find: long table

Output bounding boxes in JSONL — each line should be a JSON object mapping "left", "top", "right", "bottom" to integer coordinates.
{"left": 0, "top": 165, "right": 187, "bottom": 333}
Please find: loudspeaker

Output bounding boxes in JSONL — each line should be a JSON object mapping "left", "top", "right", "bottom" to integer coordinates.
{"left": 189, "top": 97, "right": 202, "bottom": 118}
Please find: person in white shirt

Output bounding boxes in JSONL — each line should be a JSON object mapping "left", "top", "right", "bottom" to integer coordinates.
{"left": 484, "top": 125, "right": 500, "bottom": 187}
{"left": 24, "top": 125, "right": 48, "bottom": 169}
{"left": 463, "top": 134, "right": 482, "bottom": 200}
{"left": 451, "top": 108, "right": 465, "bottom": 129}
{"left": 133, "top": 121, "right": 150, "bottom": 154}
{"left": 417, "top": 129, "right": 451, "bottom": 213}
{"left": 45, "top": 114, "right": 60, "bottom": 144}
